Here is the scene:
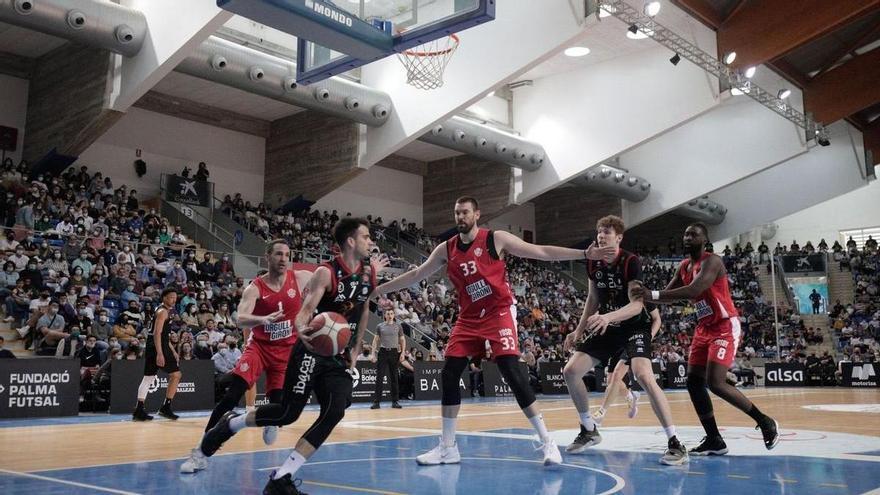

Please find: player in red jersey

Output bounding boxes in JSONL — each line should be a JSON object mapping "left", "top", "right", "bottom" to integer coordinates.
{"left": 633, "top": 223, "right": 779, "bottom": 455}
{"left": 180, "top": 239, "right": 311, "bottom": 474}
{"left": 375, "top": 196, "right": 615, "bottom": 467}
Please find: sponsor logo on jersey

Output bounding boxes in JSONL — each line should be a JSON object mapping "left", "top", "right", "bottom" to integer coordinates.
{"left": 596, "top": 282, "right": 606, "bottom": 288}
{"left": 287, "top": 288, "right": 296, "bottom": 299}
{"left": 293, "top": 353, "right": 316, "bottom": 395}
{"left": 474, "top": 247, "right": 483, "bottom": 257}
{"left": 266, "top": 320, "right": 293, "bottom": 340}
{"left": 465, "top": 279, "right": 493, "bottom": 302}
{"left": 695, "top": 299, "right": 714, "bottom": 320}
{"left": 240, "top": 361, "right": 249, "bottom": 372}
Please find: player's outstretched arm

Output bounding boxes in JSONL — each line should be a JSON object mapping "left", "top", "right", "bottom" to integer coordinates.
{"left": 493, "top": 230, "right": 615, "bottom": 262}
{"left": 236, "top": 283, "right": 282, "bottom": 328}
{"left": 374, "top": 243, "right": 448, "bottom": 296}
{"left": 645, "top": 256, "right": 722, "bottom": 303}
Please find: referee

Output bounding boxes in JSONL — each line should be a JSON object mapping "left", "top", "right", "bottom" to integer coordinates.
{"left": 370, "top": 309, "right": 405, "bottom": 409}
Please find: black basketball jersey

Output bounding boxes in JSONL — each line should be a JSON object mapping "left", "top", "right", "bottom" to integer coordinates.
{"left": 317, "top": 256, "right": 376, "bottom": 347}
{"left": 587, "top": 250, "right": 652, "bottom": 328}
{"left": 146, "top": 306, "right": 172, "bottom": 348}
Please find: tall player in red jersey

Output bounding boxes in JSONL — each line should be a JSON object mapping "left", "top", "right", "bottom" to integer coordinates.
{"left": 375, "top": 196, "right": 615, "bottom": 467}
{"left": 634, "top": 223, "right": 779, "bottom": 455}
{"left": 180, "top": 239, "right": 311, "bottom": 474}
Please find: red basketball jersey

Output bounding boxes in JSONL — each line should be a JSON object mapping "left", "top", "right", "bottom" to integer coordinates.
{"left": 249, "top": 270, "right": 302, "bottom": 346}
{"left": 679, "top": 252, "right": 738, "bottom": 327}
{"left": 446, "top": 229, "right": 514, "bottom": 320}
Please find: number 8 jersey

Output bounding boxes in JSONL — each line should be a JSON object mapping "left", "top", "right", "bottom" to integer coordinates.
{"left": 446, "top": 228, "right": 514, "bottom": 320}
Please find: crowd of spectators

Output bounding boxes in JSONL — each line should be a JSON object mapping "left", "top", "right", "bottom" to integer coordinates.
{"left": 830, "top": 238, "right": 879, "bottom": 366}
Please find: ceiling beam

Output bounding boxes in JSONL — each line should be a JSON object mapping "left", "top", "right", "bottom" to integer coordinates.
{"left": 812, "top": 20, "right": 880, "bottom": 79}
{"left": 767, "top": 59, "right": 810, "bottom": 89}
{"left": 0, "top": 51, "right": 35, "bottom": 79}
{"left": 805, "top": 47, "right": 880, "bottom": 123}
{"left": 718, "top": 0, "right": 880, "bottom": 69}
{"left": 724, "top": 0, "right": 749, "bottom": 23}
{"left": 670, "top": 0, "right": 721, "bottom": 29}
{"left": 132, "top": 91, "right": 271, "bottom": 138}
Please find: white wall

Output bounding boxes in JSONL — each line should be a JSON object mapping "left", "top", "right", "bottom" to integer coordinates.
{"left": 78, "top": 107, "right": 265, "bottom": 203}
{"left": 0, "top": 74, "right": 29, "bottom": 165}
{"left": 769, "top": 177, "right": 880, "bottom": 246}
{"left": 312, "top": 165, "right": 424, "bottom": 227}
{"left": 485, "top": 203, "right": 536, "bottom": 241}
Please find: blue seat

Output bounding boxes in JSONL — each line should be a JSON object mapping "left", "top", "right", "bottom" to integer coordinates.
{"left": 103, "top": 299, "right": 119, "bottom": 310}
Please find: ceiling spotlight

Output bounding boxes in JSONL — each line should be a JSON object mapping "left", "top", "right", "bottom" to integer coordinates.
{"left": 815, "top": 126, "right": 830, "bottom": 147}
{"left": 744, "top": 66, "right": 756, "bottom": 78}
{"left": 669, "top": 53, "right": 681, "bottom": 66}
{"left": 644, "top": 1, "right": 661, "bottom": 17}
{"left": 731, "top": 86, "right": 750, "bottom": 96}
{"left": 723, "top": 51, "right": 737, "bottom": 65}
{"left": 564, "top": 46, "right": 591, "bottom": 57}
{"left": 628, "top": 24, "right": 639, "bottom": 34}
{"left": 777, "top": 88, "right": 791, "bottom": 99}
{"left": 626, "top": 25, "right": 652, "bottom": 39}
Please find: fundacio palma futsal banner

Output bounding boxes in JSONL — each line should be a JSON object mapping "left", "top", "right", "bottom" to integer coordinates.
{"left": 0, "top": 359, "right": 80, "bottom": 418}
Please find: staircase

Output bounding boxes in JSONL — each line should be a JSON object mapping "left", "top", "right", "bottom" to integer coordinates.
{"left": 757, "top": 268, "right": 790, "bottom": 311}
{"left": 799, "top": 313, "right": 836, "bottom": 357}
{"left": 0, "top": 319, "right": 36, "bottom": 358}
{"left": 826, "top": 260, "right": 855, "bottom": 306}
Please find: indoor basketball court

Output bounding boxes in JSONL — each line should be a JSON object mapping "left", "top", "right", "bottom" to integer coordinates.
{"left": 0, "top": 0, "right": 878, "bottom": 494}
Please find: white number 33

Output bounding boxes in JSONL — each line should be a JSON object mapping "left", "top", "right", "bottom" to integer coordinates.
{"left": 459, "top": 261, "right": 478, "bottom": 276}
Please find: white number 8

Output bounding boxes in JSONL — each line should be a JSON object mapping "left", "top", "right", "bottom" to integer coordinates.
{"left": 459, "top": 261, "right": 477, "bottom": 276}
{"left": 716, "top": 347, "right": 726, "bottom": 360}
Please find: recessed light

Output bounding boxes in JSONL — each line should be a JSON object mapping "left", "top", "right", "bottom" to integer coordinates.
{"left": 564, "top": 46, "right": 591, "bottom": 57}
{"left": 777, "top": 89, "right": 791, "bottom": 99}
{"left": 744, "top": 66, "right": 756, "bottom": 78}
{"left": 644, "top": 1, "right": 661, "bottom": 17}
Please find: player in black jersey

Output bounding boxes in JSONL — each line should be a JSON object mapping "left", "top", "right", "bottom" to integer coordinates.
{"left": 561, "top": 215, "right": 688, "bottom": 465}
{"left": 201, "top": 218, "right": 386, "bottom": 495}
{"left": 132, "top": 288, "right": 182, "bottom": 421}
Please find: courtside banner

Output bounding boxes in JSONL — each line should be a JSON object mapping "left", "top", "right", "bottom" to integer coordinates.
{"left": 350, "top": 362, "right": 391, "bottom": 402}
{"left": 631, "top": 362, "right": 664, "bottom": 391}
{"left": 764, "top": 363, "right": 806, "bottom": 387}
{"left": 413, "top": 361, "right": 468, "bottom": 401}
{"left": 483, "top": 361, "right": 528, "bottom": 397}
{"left": 109, "top": 359, "right": 214, "bottom": 413}
{"left": 841, "top": 362, "right": 879, "bottom": 388}
{"left": 666, "top": 362, "right": 688, "bottom": 389}
{"left": 539, "top": 362, "right": 567, "bottom": 394}
{"left": 0, "top": 359, "right": 80, "bottom": 418}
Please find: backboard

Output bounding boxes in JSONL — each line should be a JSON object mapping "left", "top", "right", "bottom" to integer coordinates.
{"left": 217, "top": 0, "right": 495, "bottom": 85}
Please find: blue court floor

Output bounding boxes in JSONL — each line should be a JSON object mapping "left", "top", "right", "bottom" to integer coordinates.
{"left": 2, "top": 424, "right": 879, "bottom": 495}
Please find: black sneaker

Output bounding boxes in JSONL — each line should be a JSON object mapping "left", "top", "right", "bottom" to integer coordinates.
{"left": 201, "top": 411, "right": 239, "bottom": 457}
{"left": 158, "top": 403, "right": 179, "bottom": 420}
{"left": 660, "top": 436, "right": 689, "bottom": 466}
{"left": 757, "top": 417, "right": 780, "bottom": 450}
{"left": 370, "top": 402, "right": 380, "bottom": 409}
{"left": 565, "top": 424, "right": 602, "bottom": 454}
{"left": 391, "top": 401, "right": 402, "bottom": 409}
{"left": 132, "top": 407, "right": 153, "bottom": 422}
{"left": 689, "top": 436, "right": 728, "bottom": 456}
{"left": 263, "top": 472, "right": 308, "bottom": 495}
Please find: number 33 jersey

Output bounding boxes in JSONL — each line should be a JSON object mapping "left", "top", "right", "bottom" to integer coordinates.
{"left": 446, "top": 228, "right": 514, "bottom": 321}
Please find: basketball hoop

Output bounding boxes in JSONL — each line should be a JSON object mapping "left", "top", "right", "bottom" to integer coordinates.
{"left": 396, "top": 34, "right": 460, "bottom": 90}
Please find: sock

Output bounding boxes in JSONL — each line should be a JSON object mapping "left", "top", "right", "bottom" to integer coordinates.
{"left": 698, "top": 413, "right": 722, "bottom": 439}
{"left": 163, "top": 397, "right": 172, "bottom": 408}
{"left": 246, "top": 405, "right": 256, "bottom": 413}
{"left": 664, "top": 425, "right": 677, "bottom": 440}
{"left": 746, "top": 404, "right": 767, "bottom": 423}
{"left": 441, "top": 417, "right": 457, "bottom": 447}
{"left": 579, "top": 412, "right": 595, "bottom": 431}
{"left": 273, "top": 450, "right": 307, "bottom": 480}
{"left": 230, "top": 414, "right": 248, "bottom": 433}
{"left": 528, "top": 413, "right": 551, "bottom": 442}
{"left": 136, "top": 375, "right": 155, "bottom": 402}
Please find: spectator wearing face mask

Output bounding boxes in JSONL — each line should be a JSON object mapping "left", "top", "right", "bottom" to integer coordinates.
{"left": 71, "top": 249, "right": 94, "bottom": 278}
{"left": 33, "top": 300, "right": 66, "bottom": 351}
{"left": 0, "top": 261, "right": 20, "bottom": 300}
{"left": 0, "top": 231, "right": 19, "bottom": 252}
{"left": 205, "top": 320, "right": 224, "bottom": 346}
{"left": 194, "top": 333, "right": 213, "bottom": 360}
{"left": 14, "top": 198, "right": 34, "bottom": 230}
{"left": 82, "top": 275, "right": 105, "bottom": 307}
{"left": 91, "top": 309, "right": 112, "bottom": 346}
{"left": 164, "top": 260, "right": 187, "bottom": 288}
{"left": 9, "top": 246, "right": 29, "bottom": 272}
{"left": 112, "top": 314, "right": 138, "bottom": 347}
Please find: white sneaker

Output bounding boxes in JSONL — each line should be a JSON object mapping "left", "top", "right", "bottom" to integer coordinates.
{"left": 179, "top": 448, "right": 208, "bottom": 474}
{"left": 626, "top": 390, "right": 641, "bottom": 419}
{"left": 591, "top": 407, "right": 607, "bottom": 425}
{"left": 538, "top": 438, "right": 562, "bottom": 466}
{"left": 262, "top": 426, "right": 278, "bottom": 445}
{"left": 16, "top": 325, "right": 29, "bottom": 338}
{"left": 416, "top": 439, "right": 461, "bottom": 465}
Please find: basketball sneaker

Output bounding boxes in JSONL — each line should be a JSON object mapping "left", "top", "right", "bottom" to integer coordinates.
{"left": 263, "top": 426, "right": 279, "bottom": 446}
{"left": 565, "top": 424, "right": 602, "bottom": 454}
{"left": 263, "top": 471, "right": 307, "bottom": 495}
{"left": 392, "top": 401, "right": 402, "bottom": 409}
{"left": 591, "top": 407, "right": 607, "bottom": 425}
{"left": 158, "top": 402, "right": 179, "bottom": 420}
{"left": 689, "top": 436, "right": 728, "bottom": 456}
{"left": 626, "top": 390, "right": 640, "bottom": 419}
{"left": 179, "top": 448, "right": 208, "bottom": 474}
{"left": 660, "top": 437, "right": 689, "bottom": 466}
{"left": 201, "top": 411, "right": 239, "bottom": 457}
{"left": 416, "top": 439, "right": 461, "bottom": 465}
{"left": 132, "top": 405, "right": 153, "bottom": 422}
{"left": 536, "top": 437, "right": 562, "bottom": 466}
{"left": 757, "top": 417, "right": 780, "bottom": 450}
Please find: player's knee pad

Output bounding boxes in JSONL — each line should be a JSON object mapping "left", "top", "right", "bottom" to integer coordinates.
{"left": 441, "top": 357, "right": 469, "bottom": 406}
{"left": 496, "top": 355, "right": 535, "bottom": 409}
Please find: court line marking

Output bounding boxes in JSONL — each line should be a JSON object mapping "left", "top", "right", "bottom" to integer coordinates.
{"left": 256, "top": 456, "right": 627, "bottom": 495}
{"left": 303, "top": 479, "right": 407, "bottom": 495}
{"left": 0, "top": 467, "right": 141, "bottom": 494}
{"left": 817, "top": 482, "right": 847, "bottom": 488}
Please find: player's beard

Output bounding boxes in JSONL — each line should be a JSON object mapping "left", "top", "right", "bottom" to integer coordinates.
{"left": 456, "top": 219, "right": 473, "bottom": 233}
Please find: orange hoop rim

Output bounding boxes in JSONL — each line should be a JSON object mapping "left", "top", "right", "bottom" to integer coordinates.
{"left": 402, "top": 33, "right": 460, "bottom": 57}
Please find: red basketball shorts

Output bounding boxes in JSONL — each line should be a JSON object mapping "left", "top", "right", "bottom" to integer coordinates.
{"left": 688, "top": 317, "right": 741, "bottom": 368}
{"left": 445, "top": 305, "right": 519, "bottom": 359}
{"left": 232, "top": 341, "right": 293, "bottom": 392}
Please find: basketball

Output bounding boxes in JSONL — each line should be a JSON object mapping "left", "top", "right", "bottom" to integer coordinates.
{"left": 303, "top": 312, "right": 351, "bottom": 356}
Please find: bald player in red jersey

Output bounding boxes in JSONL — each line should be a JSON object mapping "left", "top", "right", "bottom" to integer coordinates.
{"left": 633, "top": 223, "right": 779, "bottom": 456}
{"left": 181, "top": 239, "right": 311, "bottom": 474}
{"left": 375, "top": 196, "right": 615, "bottom": 467}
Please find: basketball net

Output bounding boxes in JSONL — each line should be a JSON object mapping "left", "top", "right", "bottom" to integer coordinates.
{"left": 396, "top": 34, "right": 460, "bottom": 90}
